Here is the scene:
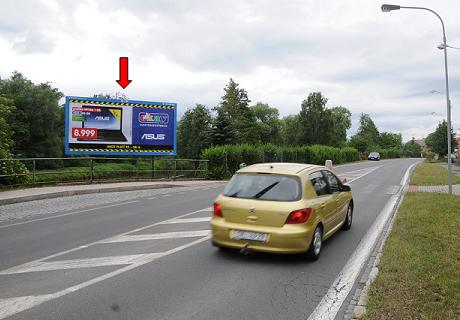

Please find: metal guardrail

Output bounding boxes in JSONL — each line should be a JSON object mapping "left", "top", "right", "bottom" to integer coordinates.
{"left": 0, "top": 157, "right": 209, "bottom": 188}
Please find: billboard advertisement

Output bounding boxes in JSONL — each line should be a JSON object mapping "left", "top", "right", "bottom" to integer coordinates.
{"left": 65, "top": 96, "right": 177, "bottom": 156}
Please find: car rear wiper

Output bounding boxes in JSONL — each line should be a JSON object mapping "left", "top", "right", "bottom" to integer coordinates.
{"left": 252, "top": 181, "right": 279, "bottom": 199}
{"left": 228, "top": 191, "right": 240, "bottom": 197}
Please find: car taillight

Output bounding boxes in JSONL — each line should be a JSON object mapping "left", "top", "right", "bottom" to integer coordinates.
{"left": 213, "top": 202, "right": 223, "bottom": 217}
{"left": 285, "top": 208, "right": 313, "bottom": 224}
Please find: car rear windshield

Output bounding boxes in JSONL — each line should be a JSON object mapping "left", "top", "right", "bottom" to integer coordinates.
{"left": 223, "top": 174, "right": 301, "bottom": 201}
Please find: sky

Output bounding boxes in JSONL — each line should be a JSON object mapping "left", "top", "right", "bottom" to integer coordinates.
{"left": 1, "top": 0, "right": 459, "bottom": 142}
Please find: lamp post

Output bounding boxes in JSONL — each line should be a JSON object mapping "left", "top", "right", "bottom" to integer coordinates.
{"left": 381, "top": 4, "right": 453, "bottom": 194}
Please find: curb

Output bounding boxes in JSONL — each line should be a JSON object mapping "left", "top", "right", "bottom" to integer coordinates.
{"left": 343, "top": 165, "right": 416, "bottom": 320}
{"left": 0, "top": 183, "right": 186, "bottom": 206}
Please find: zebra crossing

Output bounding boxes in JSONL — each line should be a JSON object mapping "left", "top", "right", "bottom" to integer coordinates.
{"left": 0, "top": 207, "right": 213, "bottom": 319}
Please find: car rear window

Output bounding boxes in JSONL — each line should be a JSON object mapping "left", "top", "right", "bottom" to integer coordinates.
{"left": 223, "top": 174, "right": 301, "bottom": 201}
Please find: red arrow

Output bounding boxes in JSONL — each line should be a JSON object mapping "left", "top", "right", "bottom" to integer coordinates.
{"left": 116, "top": 57, "right": 132, "bottom": 89}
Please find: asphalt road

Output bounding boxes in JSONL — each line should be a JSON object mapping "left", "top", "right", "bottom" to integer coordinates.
{"left": 0, "top": 159, "right": 420, "bottom": 320}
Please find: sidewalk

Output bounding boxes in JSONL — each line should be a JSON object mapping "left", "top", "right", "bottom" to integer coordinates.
{"left": 439, "top": 161, "right": 460, "bottom": 177}
{"left": 407, "top": 184, "right": 460, "bottom": 195}
{"left": 406, "top": 162, "right": 460, "bottom": 195}
{"left": 0, "top": 180, "right": 226, "bottom": 205}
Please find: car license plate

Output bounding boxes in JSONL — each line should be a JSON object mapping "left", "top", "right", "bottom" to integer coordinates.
{"left": 231, "top": 230, "right": 268, "bottom": 242}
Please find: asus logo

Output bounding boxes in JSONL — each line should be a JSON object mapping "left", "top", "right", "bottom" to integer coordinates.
{"left": 141, "top": 134, "right": 165, "bottom": 140}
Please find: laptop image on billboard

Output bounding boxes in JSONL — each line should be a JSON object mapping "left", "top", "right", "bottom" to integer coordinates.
{"left": 77, "top": 106, "right": 128, "bottom": 142}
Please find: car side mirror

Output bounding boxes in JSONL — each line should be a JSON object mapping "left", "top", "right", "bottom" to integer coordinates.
{"left": 341, "top": 185, "right": 351, "bottom": 192}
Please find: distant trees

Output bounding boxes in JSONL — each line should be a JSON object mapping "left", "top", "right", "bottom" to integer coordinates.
{"left": 217, "top": 78, "right": 255, "bottom": 144}
{"left": 379, "top": 132, "right": 403, "bottom": 149}
{"left": 0, "top": 72, "right": 64, "bottom": 160}
{"left": 348, "top": 113, "right": 404, "bottom": 154}
{"left": 279, "top": 115, "right": 302, "bottom": 146}
{"left": 403, "top": 139, "right": 422, "bottom": 157}
{"left": 0, "top": 92, "right": 30, "bottom": 181}
{"left": 250, "top": 102, "right": 282, "bottom": 145}
{"left": 177, "top": 83, "right": 356, "bottom": 157}
{"left": 0, "top": 96, "right": 16, "bottom": 159}
{"left": 426, "top": 120, "right": 456, "bottom": 157}
{"left": 330, "top": 106, "right": 352, "bottom": 147}
{"left": 298, "top": 92, "right": 333, "bottom": 146}
{"left": 177, "top": 104, "right": 213, "bottom": 159}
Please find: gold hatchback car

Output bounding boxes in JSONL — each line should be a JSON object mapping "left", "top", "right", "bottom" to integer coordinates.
{"left": 210, "top": 163, "right": 353, "bottom": 260}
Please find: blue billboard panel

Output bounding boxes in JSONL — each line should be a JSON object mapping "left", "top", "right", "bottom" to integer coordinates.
{"left": 65, "top": 96, "right": 177, "bottom": 156}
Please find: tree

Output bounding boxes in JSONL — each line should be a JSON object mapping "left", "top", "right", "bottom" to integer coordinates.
{"left": 0, "top": 95, "right": 29, "bottom": 184}
{"left": 177, "top": 104, "right": 213, "bottom": 159}
{"left": 330, "top": 106, "right": 352, "bottom": 147}
{"left": 298, "top": 92, "right": 334, "bottom": 145}
{"left": 356, "top": 113, "right": 380, "bottom": 145}
{"left": 425, "top": 120, "right": 455, "bottom": 157}
{"left": 0, "top": 72, "right": 64, "bottom": 159}
{"left": 280, "top": 115, "right": 302, "bottom": 146}
{"left": 0, "top": 96, "right": 15, "bottom": 158}
{"left": 217, "top": 78, "right": 256, "bottom": 144}
{"left": 349, "top": 135, "right": 370, "bottom": 153}
{"left": 250, "top": 102, "right": 281, "bottom": 144}
{"left": 379, "top": 132, "right": 402, "bottom": 149}
{"left": 211, "top": 108, "right": 237, "bottom": 146}
{"left": 403, "top": 138, "right": 422, "bottom": 158}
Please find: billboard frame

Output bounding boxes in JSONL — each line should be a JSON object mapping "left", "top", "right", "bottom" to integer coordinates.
{"left": 65, "top": 96, "right": 177, "bottom": 156}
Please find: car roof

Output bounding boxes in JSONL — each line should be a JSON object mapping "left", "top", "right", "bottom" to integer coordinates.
{"left": 237, "top": 162, "right": 324, "bottom": 175}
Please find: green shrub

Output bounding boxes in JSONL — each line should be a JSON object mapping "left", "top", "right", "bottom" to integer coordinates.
{"left": 202, "top": 144, "right": 359, "bottom": 179}
{"left": 0, "top": 158, "right": 31, "bottom": 185}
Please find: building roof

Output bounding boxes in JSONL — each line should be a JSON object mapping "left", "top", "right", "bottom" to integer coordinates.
{"left": 414, "top": 139, "right": 427, "bottom": 148}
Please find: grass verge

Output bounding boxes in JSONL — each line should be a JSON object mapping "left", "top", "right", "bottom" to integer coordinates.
{"left": 409, "top": 162, "right": 460, "bottom": 185}
{"left": 364, "top": 193, "right": 460, "bottom": 319}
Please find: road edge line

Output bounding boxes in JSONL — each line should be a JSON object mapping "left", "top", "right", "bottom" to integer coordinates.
{"left": 307, "top": 162, "right": 419, "bottom": 320}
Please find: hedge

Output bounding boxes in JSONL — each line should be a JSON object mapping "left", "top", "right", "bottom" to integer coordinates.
{"left": 201, "top": 144, "right": 359, "bottom": 179}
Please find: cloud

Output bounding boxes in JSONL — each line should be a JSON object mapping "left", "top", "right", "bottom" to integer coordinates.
{"left": 12, "top": 32, "right": 55, "bottom": 54}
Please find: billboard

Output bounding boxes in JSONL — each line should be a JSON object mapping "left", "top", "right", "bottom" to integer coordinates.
{"left": 65, "top": 96, "right": 177, "bottom": 156}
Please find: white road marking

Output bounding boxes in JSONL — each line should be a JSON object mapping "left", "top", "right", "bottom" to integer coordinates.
{"left": 0, "top": 236, "right": 210, "bottom": 320}
{"left": 160, "top": 217, "right": 211, "bottom": 224}
{"left": 0, "top": 295, "right": 56, "bottom": 320}
{"left": 0, "top": 207, "right": 213, "bottom": 278}
{"left": 0, "top": 254, "right": 159, "bottom": 275}
{"left": 99, "top": 230, "right": 211, "bottom": 243}
{"left": 147, "top": 196, "right": 157, "bottom": 200}
{"left": 0, "top": 200, "right": 139, "bottom": 229}
{"left": 341, "top": 166, "right": 382, "bottom": 184}
{"left": 307, "top": 163, "right": 417, "bottom": 320}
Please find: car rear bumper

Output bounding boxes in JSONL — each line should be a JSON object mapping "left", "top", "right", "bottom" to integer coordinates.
{"left": 210, "top": 218, "right": 315, "bottom": 254}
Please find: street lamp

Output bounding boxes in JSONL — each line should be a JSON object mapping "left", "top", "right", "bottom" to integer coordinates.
{"left": 381, "top": 4, "right": 453, "bottom": 194}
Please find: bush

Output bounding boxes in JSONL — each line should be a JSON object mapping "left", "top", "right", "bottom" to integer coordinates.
{"left": 0, "top": 158, "right": 30, "bottom": 185}
{"left": 202, "top": 144, "right": 359, "bottom": 179}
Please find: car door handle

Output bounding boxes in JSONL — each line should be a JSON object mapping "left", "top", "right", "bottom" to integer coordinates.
{"left": 320, "top": 204, "right": 326, "bottom": 208}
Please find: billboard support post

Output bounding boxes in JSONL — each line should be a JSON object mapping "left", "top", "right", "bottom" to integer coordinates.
{"left": 174, "top": 159, "right": 177, "bottom": 179}
{"left": 90, "top": 159, "right": 94, "bottom": 184}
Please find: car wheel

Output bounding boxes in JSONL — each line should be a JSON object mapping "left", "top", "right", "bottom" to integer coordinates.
{"left": 306, "top": 225, "right": 323, "bottom": 261}
{"left": 341, "top": 202, "right": 353, "bottom": 230}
